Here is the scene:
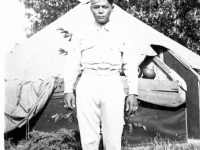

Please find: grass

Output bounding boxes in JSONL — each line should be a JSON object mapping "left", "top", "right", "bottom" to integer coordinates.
{"left": 122, "top": 133, "right": 200, "bottom": 150}
{"left": 123, "top": 142, "right": 200, "bottom": 150}
{"left": 4, "top": 128, "right": 200, "bottom": 150}
{"left": 4, "top": 129, "right": 81, "bottom": 150}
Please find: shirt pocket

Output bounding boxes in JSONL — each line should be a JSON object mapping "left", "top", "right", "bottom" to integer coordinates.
{"left": 80, "top": 39, "right": 97, "bottom": 63}
{"left": 80, "top": 39, "right": 94, "bottom": 52}
{"left": 106, "top": 42, "right": 124, "bottom": 64}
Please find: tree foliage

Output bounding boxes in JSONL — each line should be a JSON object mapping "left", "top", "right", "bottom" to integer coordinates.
{"left": 118, "top": 0, "right": 200, "bottom": 54}
{"left": 21, "top": 0, "right": 200, "bottom": 54}
{"left": 20, "top": 0, "right": 79, "bottom": 37}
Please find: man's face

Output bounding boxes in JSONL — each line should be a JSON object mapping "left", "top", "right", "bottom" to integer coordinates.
{"left": 90, "top": 0, "right": 113, "bottom": 25}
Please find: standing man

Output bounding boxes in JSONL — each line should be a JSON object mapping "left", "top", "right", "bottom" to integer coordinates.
{"left": 63, "top": 0, "right": 138, "bottom": 149}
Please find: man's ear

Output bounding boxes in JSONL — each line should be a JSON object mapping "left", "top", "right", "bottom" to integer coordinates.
{"left": 111, "top": 5, "right": 114, "bottom": 12}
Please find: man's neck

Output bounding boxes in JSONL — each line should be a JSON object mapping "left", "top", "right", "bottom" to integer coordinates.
{"left": 96, "top": 21, "right": 109, "bottom": 26}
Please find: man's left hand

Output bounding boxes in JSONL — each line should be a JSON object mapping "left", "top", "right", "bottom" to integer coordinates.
{"left": 125, "top": 94, "right": 138, "bottom": 115}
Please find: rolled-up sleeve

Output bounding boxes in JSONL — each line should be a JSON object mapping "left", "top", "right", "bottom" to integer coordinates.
{"left": 63, "top": 34, "right": 81, "bottom": 94}
{"left": 122, "top": 35, "right": 139, "bottom": 96}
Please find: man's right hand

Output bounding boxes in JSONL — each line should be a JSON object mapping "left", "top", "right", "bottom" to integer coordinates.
{"left": 64, "top": 93, "right": 76, "bottom": 109}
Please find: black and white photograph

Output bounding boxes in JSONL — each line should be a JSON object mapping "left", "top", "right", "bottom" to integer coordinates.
{"left": 3, "top": 0, "right": 200, "bottom": 149}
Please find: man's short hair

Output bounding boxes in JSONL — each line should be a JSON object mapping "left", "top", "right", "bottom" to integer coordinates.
{"left": 91, "top": 0, "right": 114, "bottom": 5}
{"left": 108, "top": 0, "right": 114, "bottom": 5}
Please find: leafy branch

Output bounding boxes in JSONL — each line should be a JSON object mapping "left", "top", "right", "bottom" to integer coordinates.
{"left": 51, "top": 112, "right": 77, "bottom": 123}
{"left": 124, "top": 111, "right": 147, "bottom": 132}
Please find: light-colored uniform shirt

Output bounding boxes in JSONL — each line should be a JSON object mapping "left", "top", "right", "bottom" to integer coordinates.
{"left": 64, "top": 21, "right": 139, "bottom": 95}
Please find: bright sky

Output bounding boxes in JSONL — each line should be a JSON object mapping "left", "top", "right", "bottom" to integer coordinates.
{"left": 1, "top": 0, "right": 31, "bottom": 53}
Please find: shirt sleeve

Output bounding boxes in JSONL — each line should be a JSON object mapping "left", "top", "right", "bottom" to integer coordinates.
{"left": 63, "top": 33, "right": 81, "bottom": 94}
{"left": 122, "top": 35, "right": 139, "bottom": 96}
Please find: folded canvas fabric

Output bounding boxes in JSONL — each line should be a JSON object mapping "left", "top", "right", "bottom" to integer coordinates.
{"left": 4, "top": 77, "right": 55, "bottom": 133}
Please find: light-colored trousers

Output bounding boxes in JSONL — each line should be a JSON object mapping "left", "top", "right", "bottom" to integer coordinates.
{"left": 76, "top": 71, "right": 126, "bottom": 150}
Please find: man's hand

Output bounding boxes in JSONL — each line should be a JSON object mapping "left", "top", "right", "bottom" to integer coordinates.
{"left": 125, "top": 94, "right": 138, "bottom": 115}
{"left": 64, "top": 93, "right": 76, "bottom": 109}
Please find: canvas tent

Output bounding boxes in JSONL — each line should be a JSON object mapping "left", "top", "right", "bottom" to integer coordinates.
{"left": 5, "top": 0, "right": 200, "bottom": 145}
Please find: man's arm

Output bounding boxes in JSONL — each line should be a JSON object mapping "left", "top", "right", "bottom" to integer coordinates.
{"left": 122, "top": 36, "right": 139, "bottom": 115}
{"left": 63, "top": 33, "right": 81, "bottom": 109}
